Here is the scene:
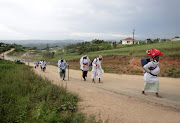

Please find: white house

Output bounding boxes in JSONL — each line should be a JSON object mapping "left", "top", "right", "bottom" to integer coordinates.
{"left": 122, "top": 37, "right": 139, "bottom": 45}
{"left": 171, "top": 37, "right": 180, "bottom": 41}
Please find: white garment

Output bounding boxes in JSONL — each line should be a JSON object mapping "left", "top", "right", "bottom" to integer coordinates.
{"left": 41, "top": 61, "right": 46, "bottom": 68}
{"left": 39, "top": 61, "right": 42, "bottom": 66}
{"left": 58, "top": 60, "right": 67, "bottom": 72}
{"left": 143, "top": 61, "right": 159, "bottom": 83}
{"left": 91, "top": 58, "right": 104, "bottom": 78}
{"left": 80, "top": 57, "right": 90, "bottom": 71}
{"left": 33, "top": 62, "right": 37, "bottom": 66}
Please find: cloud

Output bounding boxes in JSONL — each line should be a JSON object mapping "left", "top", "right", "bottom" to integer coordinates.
{"left": 0, "top": 0, "right": 179, "bottom": 40}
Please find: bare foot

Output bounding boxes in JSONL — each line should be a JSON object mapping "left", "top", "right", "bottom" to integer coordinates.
{"left": 156, "top": 93, "right": 162, "bottom": 98}
{"left": 142, "top": 91, "right": 147, "bottom": 95}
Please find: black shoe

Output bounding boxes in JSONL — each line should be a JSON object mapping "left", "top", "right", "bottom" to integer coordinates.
{"left": 84, "top": 78, "right": 86, "bottom": 81}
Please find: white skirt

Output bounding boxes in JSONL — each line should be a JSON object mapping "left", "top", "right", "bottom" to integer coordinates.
{"left": 143, "top": 81, "right": 159, "bottom": 93}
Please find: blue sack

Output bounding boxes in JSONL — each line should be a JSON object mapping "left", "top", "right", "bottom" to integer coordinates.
{"left": 89, "top": 61, "right": 92, "bottom": 66}
{"left": 141, "top": 58, "right": 150, "bottom": 67}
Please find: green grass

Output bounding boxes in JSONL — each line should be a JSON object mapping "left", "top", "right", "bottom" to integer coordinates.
{"left": 13, "top": 41, "right": 180, "bottom": 62}
{"left": 0, "top": 59, "right": 86, "bottom": 123}
{"left": 51, "top": 41, "right": 180, "bottom": 61}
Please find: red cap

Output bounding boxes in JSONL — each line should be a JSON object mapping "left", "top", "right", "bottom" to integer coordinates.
{"left": 146, "top": 48, "right": 163, "bottom": 57}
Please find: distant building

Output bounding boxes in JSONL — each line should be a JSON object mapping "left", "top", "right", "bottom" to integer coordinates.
{"left": 171, "top": 37, "right": 180, "bottom": 41}
{"left": 122, "top": 37, "right": 139, "bottom": 45}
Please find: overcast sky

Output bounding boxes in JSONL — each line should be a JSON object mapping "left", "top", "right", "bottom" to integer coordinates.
{"left": 0, "top": 0, "right": 180, "bottom": 41}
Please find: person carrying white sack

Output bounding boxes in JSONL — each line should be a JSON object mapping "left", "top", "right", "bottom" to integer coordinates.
{"left": 80, "top": 55, "right": 90, "bottom": 81}
{"left": 91, "top": 55, "right": 104, "bottom": 83}
{"left": 142, "top": 48, "right": 163, "bottom": 98}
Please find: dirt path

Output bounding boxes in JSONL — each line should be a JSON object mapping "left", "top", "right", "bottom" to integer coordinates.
{"left": 3, "top": 50, "right": 180, "bottom": 123}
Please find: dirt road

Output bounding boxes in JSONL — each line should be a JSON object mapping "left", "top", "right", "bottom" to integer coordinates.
{"left": 3, "top": 50, "right": 180, "bottom": 123}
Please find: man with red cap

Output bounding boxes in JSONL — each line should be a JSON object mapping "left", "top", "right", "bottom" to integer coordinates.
{"left": 142, "top": 48, "right": 163, "bottom": 98}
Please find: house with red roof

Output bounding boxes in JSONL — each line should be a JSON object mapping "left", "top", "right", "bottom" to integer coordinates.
{"left": 122, "top": 37, "right": 139, "bottom": 45}
{"left": 171, "top": 37, "right": 180, "bottom": 41}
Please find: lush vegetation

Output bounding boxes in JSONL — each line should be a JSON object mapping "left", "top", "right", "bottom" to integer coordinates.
{"left": 0, "top": 59, "right": 86, "bottom": 122}
{"left": 49, "top": 41, "right": 180, "bottom": 61}
{"left": 64, "top": 39, "right": 117, "bottom": 54}
{"left": 0, "top": 43, "right": 16, "bottom": 54}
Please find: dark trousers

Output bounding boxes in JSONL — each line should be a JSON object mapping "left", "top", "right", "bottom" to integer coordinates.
{"left": 82, "top": 71, "right": 88, "bottom": 79}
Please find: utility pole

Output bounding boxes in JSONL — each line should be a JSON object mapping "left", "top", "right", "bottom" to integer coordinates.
{"left": 133, "top": 29, "right": 135, "bottom": 44}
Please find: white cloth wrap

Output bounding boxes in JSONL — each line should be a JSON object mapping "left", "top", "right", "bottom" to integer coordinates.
{"left": 91, "top": 58, "right": 104, "bottom": 78}
{"left": 143, "top": 61, "right": 159, "bottom": 83}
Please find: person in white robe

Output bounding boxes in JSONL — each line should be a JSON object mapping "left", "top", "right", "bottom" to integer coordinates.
{"left": 33, "top": 62, "right": 37, "bottom": 69}
{"left": 41, "top": 60, "right": 46, "bottom": 72}
{"left": 58, "top": 58, "right": 68, "bottom": 81}
{"left": 142, "top": 48, "right": 163, "bottom": 98}
{"left": 91, "top": 55, "right": 104, "bottom": 83}
{"left": 39, "top": 60, "right": 42, "bottom": 70}
{"left": 80, "top": 55, "right": 90, "bottom": 81}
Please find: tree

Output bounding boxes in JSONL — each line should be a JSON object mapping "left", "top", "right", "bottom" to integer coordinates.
{"left": 46, "top": 44, "right": 49, "bottom": 51}
{"left": 118, "top": 40, "right": 122, "bottom": 44}
{"left": 43, "top": 51, "right": 55, "bottom": 59}
{"left": 32, "top": 47, "right": 37, "bottom": 50}
{"left": 91, "top": 39, "right": 104, "bottom": 44}
{"left": 146, "top": 38, "right": 153, "bottom": 43}
{"left": 112, "top": 42, "right": 117, "bottom": 48}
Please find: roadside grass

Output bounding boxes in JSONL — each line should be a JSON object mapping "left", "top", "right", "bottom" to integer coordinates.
{"left": 0, "top": 59, "right": 89, "bottom": 122}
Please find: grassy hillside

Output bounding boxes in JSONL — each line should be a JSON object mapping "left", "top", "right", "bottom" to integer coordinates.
{"left": 8, "top": 41, "right": 180, "bottom": 78}
{"left": 51, "top": 41, "right": 180, "bottom": 61}
{"left": 0, "top": 59, "right": 86, "bottom": 122}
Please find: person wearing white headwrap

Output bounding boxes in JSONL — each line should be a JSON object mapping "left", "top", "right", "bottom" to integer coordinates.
{"left": 80, "top": 55, "right": 90, "bottom": 81}
{"left": 91, "top": 55, "right": 104, "bottom": 83}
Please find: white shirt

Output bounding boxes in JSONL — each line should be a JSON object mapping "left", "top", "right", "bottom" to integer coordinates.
{"left": 58, "top": 60, "right": 67, "bottom": 72}
{"left": 80, "top": 57, "right": 90, "bottom": 71}
{"left": 41, "top": 61, "right": 46, "bottom": 68}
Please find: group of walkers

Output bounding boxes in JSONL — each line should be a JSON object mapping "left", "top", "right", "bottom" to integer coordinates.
{"left": 33, "top": 48, "right": 163, "bottom": 98}
{"left": 80, "top": 55, "right": 104, "bottom": 83}
{"left": 33, "top": 60, "right": 46, "bottom": 72}
{"left": 57, "top": 55, "right": 104, "bottom": 83}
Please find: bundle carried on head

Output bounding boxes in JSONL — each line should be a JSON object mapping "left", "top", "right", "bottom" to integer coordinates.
{"left": 146, "top": 48, "right": 163, "bottom": 58}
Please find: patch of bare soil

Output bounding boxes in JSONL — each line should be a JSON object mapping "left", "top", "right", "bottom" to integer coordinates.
{"left": 67, "top": 56, "right": 180, "bottom": 78}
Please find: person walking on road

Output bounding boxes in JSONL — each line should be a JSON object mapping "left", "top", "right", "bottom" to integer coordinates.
{"left": 91, "top": 55, "right": 104, "bottom": 83}
{"left": 142, "top": 48, "right": 163, "bottom": 98}
{"left": 39, "top": 60, "right": 42, "bottom": 70}
{"left": 33, "top": 62, "right": 37, "bottom": 69}
{"left": 80, "top": 55, "right": 90, "bottom": 81}
{"left": 58, "top": 58, "right": 68, "bottom": 81}
{"left": 41, "top": 60, "right": 46, "bottom": 72}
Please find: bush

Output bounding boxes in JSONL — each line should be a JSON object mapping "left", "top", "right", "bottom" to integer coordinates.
{"left": 0, "top": 59, "right": 85, "bottom": 123}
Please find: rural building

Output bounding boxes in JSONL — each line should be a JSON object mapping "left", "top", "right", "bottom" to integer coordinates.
{"left": 171, "top": 37, "right": 180, "bottom": 41}
{"left": 122, "top": 37, "right": 139, "bottom": 45}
